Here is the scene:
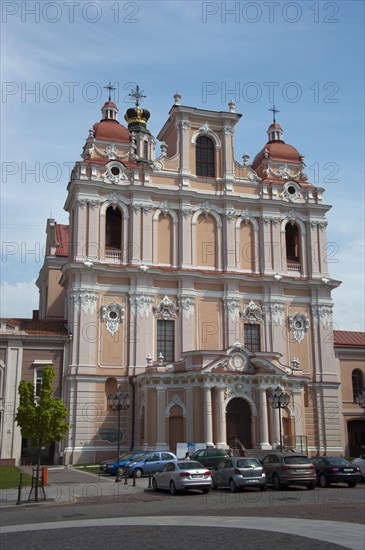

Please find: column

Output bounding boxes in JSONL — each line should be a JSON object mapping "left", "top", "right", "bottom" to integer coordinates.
{"left": 203, "top": 386, "right": 214, "bottom": 446}
{"left": 74, "top": 203, "right": 87, "bottom": 261}
{"left": 272, "top": 404, "right": 280, "bottom": 447}
{"left": 88, "top": 203, "right": 99, "bottom": 260}
{"left": 292, "top": 390, "right": 304, "bottom": 449}
{"left": 257, "top": 387, "right": 271, "bottom": 449}
{"left": 185, "top": 386, "right": 194, "bottom": 442}
{"left": 156, "top": 386, "right": 168, "bottom": 449}
{"left": 215, "top": 387, "right": 227, "bottom": 448}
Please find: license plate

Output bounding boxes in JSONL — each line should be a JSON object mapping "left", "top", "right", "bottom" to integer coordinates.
{"left": 296, "top": 469, "right": 308, "bottom": 473}
{"left": 191, "top": 474, "right": 203, "bottom": 478}
{"left": 343, "top": 469, "right": 354, "bottom": 473}
{"left": 246, "top": 479, "right": 257, "bottom": 483}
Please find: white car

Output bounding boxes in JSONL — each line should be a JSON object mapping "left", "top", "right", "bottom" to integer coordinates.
{"left": 152, "top": 460, "right": 212, "bottom": 495}
{"left": 352, "top": 455, "right": 365, "bottom": 480}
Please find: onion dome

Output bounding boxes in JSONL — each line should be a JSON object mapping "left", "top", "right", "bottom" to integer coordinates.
{"left": 92, "top": 100, "right": 130, "bottom": 143}
{"left": 124, "top": 105, "right": 151, "bottom": 132}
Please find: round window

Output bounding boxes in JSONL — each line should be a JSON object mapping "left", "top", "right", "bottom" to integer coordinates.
{"left": 111, "top": 166, "right": 120, "bottom": 176}
{"left": 108, "top": 310, "right": 118, "bottom": 320}
{"left": 287, "top": 185, "right": 296, "bottom": 195}
{"left": 295, "top": 320, "right": 302, "bottom": 329}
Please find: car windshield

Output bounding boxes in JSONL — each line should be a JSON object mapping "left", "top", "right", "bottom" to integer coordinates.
{"left": 283, "top": 456, "right": 311, "bottom": 465}
{"left": 237, "top": 459, "right": 261, "bottom": 468}
{"left": 177, "top": 461, "right": 204, "bottom": 470}
{"left": 327, "top": 457, "right": 350, "bottom": 466}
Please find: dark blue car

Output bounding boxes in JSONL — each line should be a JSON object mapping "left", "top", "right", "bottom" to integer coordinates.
{"left": 104, "top": 452, "right": 148, "bottom": 475}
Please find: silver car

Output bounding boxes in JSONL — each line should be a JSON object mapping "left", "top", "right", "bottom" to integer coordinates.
{"left": 211, "top": 457, "right": 267, "bottom": 492}
{"left": 152, "top": 460, "right": 212, "bottom": 495}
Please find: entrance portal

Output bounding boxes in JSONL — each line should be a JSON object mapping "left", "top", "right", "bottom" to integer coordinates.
{"left": 226, "top": 398, "right": 252, "bottom": 448}
{"left": 348, "top": 419, "right": 365, "bottom": 456}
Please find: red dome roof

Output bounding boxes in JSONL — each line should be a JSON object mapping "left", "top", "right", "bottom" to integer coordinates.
{"left": 252, "top": 140, "right": 301, "bottom": 169}
{"left": 92, "top": 119, "right": 130, "bottom": 143}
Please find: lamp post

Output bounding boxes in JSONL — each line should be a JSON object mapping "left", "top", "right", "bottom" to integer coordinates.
{"left": 269, "top": 386, "right": 290, "bottom": 452}
{"left": 355, "top": 390, "right": 365, "bottom": 408}
{"left": 108, "top": 387, "right": 131, "bottom": 483}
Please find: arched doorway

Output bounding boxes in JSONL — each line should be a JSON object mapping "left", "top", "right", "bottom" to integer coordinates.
{"left": 348, "top": 419, "right": 365, "bottom": 456}
{"left": 226, "top": 398, "right": 252, "bottom": 448}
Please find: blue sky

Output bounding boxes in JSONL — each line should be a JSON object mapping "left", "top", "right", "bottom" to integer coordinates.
{"left": 1, "top": 0, "right": 364, "bottom": 330}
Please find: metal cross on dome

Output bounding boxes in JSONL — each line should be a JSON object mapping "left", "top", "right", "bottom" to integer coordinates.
{"left": 129, "top": 85, "right": 146, "bottom": 107}
{"left": 104, "top": 81, "right": 117, "bottom": 101}
{"left": 269, "top": 104, "right": 280, "bottom": 124}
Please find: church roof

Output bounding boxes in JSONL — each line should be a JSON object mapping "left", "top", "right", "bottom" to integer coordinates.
{"left": 54, "top": 224, "right": 69, "bottom": 257}
{"left": 252, "top": 141, "right": 301, "bottom": 168}
{"left": 0, "top": 318, "right": 68, "bottom": 337}
{"left": 92, "top": 119, "right": 130, "bottom": 143}
{"left": 333, "top": 330, "right": 365, "bottom": 348}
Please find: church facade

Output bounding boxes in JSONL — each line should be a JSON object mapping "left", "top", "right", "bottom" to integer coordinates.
{"left": 1, "top": 90, "right": 364, "bottom": 465}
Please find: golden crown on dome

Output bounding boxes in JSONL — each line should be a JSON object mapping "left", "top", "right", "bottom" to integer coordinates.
{"left": 124, "top": 85, "right": 150, "bottom": 128}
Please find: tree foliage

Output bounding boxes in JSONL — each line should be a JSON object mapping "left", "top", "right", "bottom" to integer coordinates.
{"left": 15, "top": 366, "right": 68, "bottom": 449}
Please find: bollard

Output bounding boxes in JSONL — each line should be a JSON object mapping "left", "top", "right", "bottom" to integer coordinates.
{"left": 16, "top": 473, "right": 23, "bottom": 505}
{"left": 133, "top": 469, "right": 136, "bottom": 487}
{"left": 148, "top": 472, "right": 152, "bottom": 489}
{"left": 124, "top": 468, "right": 128, "bottom": 485}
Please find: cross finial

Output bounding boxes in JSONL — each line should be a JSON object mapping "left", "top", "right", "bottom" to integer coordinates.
{"left": 129, "top": 85, "right": 146, "bottom": 107}
{"left": 104, "top": 81, "right": 116, "bottom": 101}
{"left": 269, "top": 104, "right": 280, "bottom": 124}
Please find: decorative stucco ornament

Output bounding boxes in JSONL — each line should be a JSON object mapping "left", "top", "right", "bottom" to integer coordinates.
{"left": 101, "top": 302, "right": 125, "bottom": 336}
{"left": 153, "top": 295, "right": 179, "bottom": 320}
{"left": 288, "top": 313, "right": 310, "bottom": 343}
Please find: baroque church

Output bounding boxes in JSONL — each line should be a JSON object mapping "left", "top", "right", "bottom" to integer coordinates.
{"left": 1, "top": 87, "right": 364, "bottom": 465}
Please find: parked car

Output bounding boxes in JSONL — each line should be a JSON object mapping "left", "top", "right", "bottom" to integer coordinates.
{"left": 261, "top": 452, "right": 316, "bottom": 490}
{"left": 211, "top": 457, "right": 267, "bottom": 492}
{"left": 99, "top": 452, "right": 130, "bottom": 472}
{"left": 351, "top": 455, "right": 365, "bottom": 481}
{"left": 190, "top": 448, "right": 229, "bottom": 469}
{"left": 127, "top": 451, "right": 178, "bottom": 477}
{"left": 311, "top": 456, "right": 362, "bottom": 488}
{"left": 152, "top": 460, "right": 211, "bottom": 495}
{"left": 104, "top": 452, "right": 149, "bottom": 475}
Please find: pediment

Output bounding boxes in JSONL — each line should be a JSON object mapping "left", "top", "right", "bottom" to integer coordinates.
{"left": 200, "top": 343, "right": 286, "bottom": 376}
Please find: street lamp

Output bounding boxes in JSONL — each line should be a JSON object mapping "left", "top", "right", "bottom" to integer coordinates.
{"left": 108, "top": 386, "right": 131, "bottom": 482}
{"left": 355, "top": 390, "right": 365, "bottom": 408}
{"left": 269, "top": 386, "right": 290, "bottom": 452}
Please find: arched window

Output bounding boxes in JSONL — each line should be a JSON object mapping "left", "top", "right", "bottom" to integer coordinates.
{"left": 352, "top": 369, "right": 364, "bottom": 401}
{"left": 285, "top": 223, "right": 300, "bottom": 262}
{"left": 106, "top": 207, "right": 122, "bottom": 250}
{"left": 196, "top": 136, "right": 215, "bottom": 177}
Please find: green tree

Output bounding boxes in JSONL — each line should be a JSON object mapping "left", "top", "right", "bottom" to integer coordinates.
{"left": 15, "top": 365, "right": 68, "bottom": 500}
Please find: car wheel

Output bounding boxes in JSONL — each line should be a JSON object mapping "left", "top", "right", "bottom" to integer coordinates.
{"left": 133, "top": 468, "right": 143, "bottom": 478}
{"left": 259, "top": 484, "right": 267, "bottom": 492}
{"left": 347, "top": 482, "right": 356, "bottom": 488}
{"left": 202, "top": 487, "right": 210, "bottom": 494}
{"left": 307, "top": 481, "right": 316, "bottom": 490}
{"left": 319, "top": 474, "right": 329, "bottom": 488}
{"left": 273, "top": 474, "right": 283, "bottom": 491}
{"left": 229, "top": 479, "right": 238, "bottom": 493}
{"left": 170, "top": 481, "right": 177, "bottom": 495}
{"left": 152, "top": 478, "right": 158, "bottom": 492}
